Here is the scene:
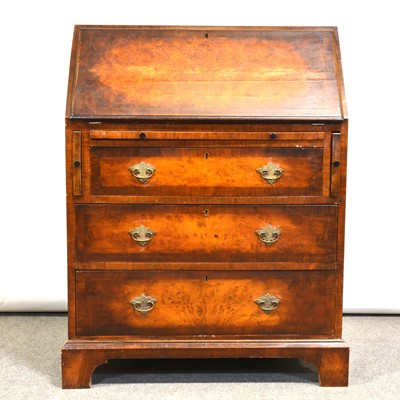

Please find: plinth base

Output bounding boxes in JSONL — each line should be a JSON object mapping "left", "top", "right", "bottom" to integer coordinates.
{"left": 62, "top": 339, "right": 349, "bottom": 388}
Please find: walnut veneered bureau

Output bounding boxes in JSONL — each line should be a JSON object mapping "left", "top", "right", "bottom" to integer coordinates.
{"left": 62, "top": 25, "right": 349, "bottom": 388}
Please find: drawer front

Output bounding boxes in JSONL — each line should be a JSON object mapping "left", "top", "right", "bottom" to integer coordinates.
{"left": 75, "top": 270, "right": 336, "bottom": 337}
{"left": 90, "top": 146, "right": 326, "bottom": 197}
{"left": 75, "top": 204, "right": 337, "bottom": 263}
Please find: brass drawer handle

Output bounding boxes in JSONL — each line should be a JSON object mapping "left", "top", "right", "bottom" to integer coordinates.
{"left": 130, "top": 293, "right": 156, "bottom": 315}
{"left": 256, "top": 162, "right": 283, "bottom": 184}
{"left": 255, "top": 293, "right": 281, "bottom": 314}
{"left": 129, "top": 161, "right": 156, "bottom": 183}
{"left": 256, "top": 225, "right": 281, "bottom": 245}
{"left": 129, "top": 224, "right": 155, "bottom": 246}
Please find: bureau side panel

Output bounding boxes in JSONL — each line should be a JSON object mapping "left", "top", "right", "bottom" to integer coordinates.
{"left": 65, "top": 122, "right": 78, "bottom": 337}
{"left": 334, "top": 120, "right": 348, "bottom": 337}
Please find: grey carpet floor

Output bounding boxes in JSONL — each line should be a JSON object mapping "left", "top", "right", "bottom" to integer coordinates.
{"left": 0, "top": 314, "right": 399, "bottom": 399}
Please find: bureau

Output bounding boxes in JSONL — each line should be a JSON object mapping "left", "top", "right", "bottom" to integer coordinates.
{"left": 62, "top": 25, "right": 349, "bottom": 388}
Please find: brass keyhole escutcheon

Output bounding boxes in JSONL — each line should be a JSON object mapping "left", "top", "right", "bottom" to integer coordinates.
{"left": 204, "top": 209, "right": 209, "bottom": 216}
{"left": 205, "top": 152, "right": 209, "bottom": 159}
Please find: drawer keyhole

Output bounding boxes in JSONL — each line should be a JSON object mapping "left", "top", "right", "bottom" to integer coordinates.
{"left": 204, "top": 209, "right": 209, "bottom": 217}
{"left": 204, "top": 275, "right": 208, "bottom": 282}
{"left": 205, "top": 152, "right": 209, "bottom": 159}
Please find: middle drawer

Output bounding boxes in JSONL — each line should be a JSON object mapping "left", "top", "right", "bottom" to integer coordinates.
{"left": 75, "top": 204, "right": 337, "bottom": 263}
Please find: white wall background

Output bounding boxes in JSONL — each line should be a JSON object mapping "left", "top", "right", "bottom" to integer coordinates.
{"left": 0, "top": 0, "right": 399, "bottom": 312}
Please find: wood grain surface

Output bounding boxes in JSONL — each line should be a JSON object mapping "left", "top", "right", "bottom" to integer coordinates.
{"left": 90, "top": 145, "right": 325, "bottom": 197}
{"left": 67, "top": 26, "right": 344, "bottom": 120}
{"left": 75, "top": 204, "right": 337, "bottom": 263}
{"left": 75, "top": 270, "right": 336, "bottom": 337}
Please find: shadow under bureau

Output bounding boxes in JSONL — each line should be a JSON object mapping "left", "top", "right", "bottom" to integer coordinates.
{"left": 62, "top": 25, "right": 349, "bottom": 388}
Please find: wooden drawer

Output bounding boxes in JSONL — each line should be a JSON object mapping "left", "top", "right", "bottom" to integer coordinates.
{"left": 75, "top": 204, "right": 337, "bottom": 263}
{"left": 75, "top": 270, "right": 336, "bottom": 337}
{"left": 89, "top": 145, "right": 328, "bottom": 197}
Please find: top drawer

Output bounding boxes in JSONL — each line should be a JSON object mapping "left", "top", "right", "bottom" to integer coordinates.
{"left": 86, "top": 131, "right": 331, "bottom": 198}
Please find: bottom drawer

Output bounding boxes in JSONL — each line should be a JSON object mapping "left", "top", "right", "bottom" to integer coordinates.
{"left": 75, "top": 270, "right": 336, "bottom": 337}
